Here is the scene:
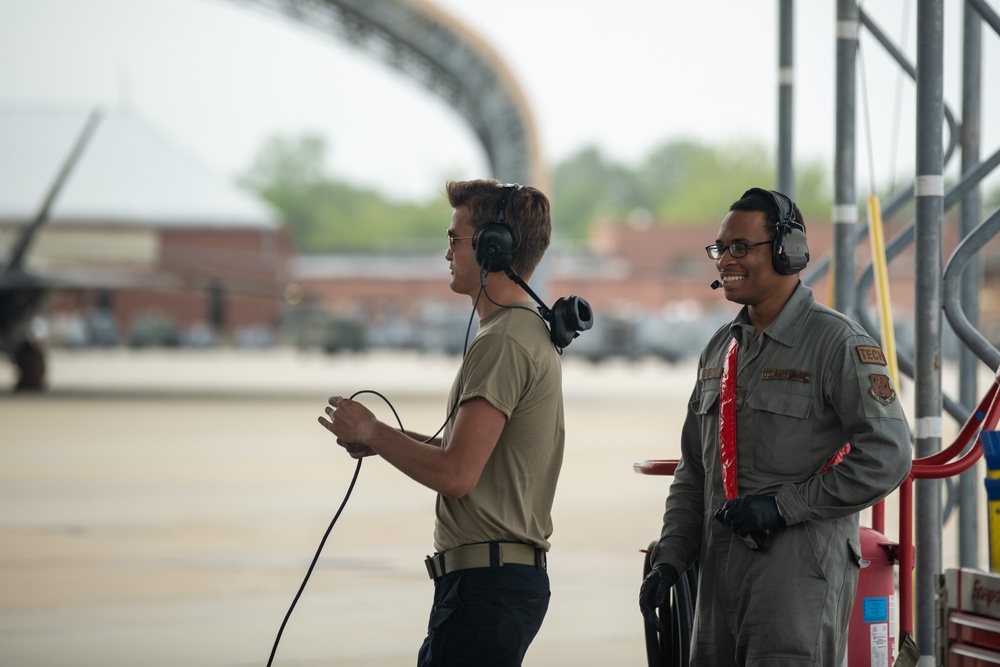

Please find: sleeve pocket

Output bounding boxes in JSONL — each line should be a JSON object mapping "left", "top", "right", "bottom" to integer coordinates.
{"left": 694, "top": 389, "right": 720, "bottom": 416}
{"left": 848, "top": 536, "right": 867, "bottom": 569}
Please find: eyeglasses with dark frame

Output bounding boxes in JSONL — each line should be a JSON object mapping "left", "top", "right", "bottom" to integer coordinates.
{"left": 705, "top": 240, "right": 772, "bottom": 260}
{"left": 447, "top": 234, "right": 476, "bottom": 250}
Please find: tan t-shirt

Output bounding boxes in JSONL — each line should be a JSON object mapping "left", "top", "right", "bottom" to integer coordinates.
{"left": 433, "top": 302, "right": 565, "bottom": 552}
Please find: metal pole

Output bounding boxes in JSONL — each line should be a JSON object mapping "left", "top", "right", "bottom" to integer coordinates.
{"left": 914, "top": 0, "right": 944, "bottom": 659}
{"left": 777, "top": 0, "right": 794, "bottom": 197}
{"left": 959, "top": 0, "right": 983, "bottom": 571}
{"left": 834, "top": 0, "right": 858, "bottom": 319}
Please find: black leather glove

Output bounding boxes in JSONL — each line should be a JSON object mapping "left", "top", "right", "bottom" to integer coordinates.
{"left": 639, "top": 563, "right": 679, "bottom": 633}
{"left": 714, "top": 495, "right": 785, "bottom": 538}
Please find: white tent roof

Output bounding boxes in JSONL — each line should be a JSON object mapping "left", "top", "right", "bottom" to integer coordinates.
{"left": 0, "top": 106, "right": 279, "bottom": 229}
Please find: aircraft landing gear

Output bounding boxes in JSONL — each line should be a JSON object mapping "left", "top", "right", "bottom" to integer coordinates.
{"left": 12, "top": 338, "right": 46, "bottom": 391}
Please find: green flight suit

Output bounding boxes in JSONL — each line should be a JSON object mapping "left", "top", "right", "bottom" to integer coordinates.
{"left": 651, "top": 282, "right": 912, "bottom": 666}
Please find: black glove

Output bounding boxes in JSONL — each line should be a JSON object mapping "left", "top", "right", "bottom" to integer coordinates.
{"left": 714, "top": 495, "right": 785, "bottom": 539}
{"left": 639, "top": 563, "right": 679, "bottom": 633}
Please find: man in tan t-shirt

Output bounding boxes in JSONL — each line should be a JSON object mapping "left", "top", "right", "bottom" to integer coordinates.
{"left": 320, "top": 179, "right": 565, "bottom": 667}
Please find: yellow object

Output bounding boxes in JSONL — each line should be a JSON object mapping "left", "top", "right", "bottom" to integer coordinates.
{"left": 990, "top": 481, "right": 1000, "bottom": 573}
{"left": 866, "top": 195, "right": 899, "bottom": 388}
{"left": 983, "top": 431, "right": 1000, "bottom": 572}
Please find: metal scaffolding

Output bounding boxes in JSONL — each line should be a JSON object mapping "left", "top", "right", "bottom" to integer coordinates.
{"left": 796, "top": 0, "right": 1000, "bottom": 661}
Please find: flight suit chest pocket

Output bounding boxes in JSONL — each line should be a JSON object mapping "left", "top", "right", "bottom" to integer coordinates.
{"left": 745, "top": 389, "right": 815, "bottom": 475}
{"left": 693, "top": 387, "right": 720, "bottom": 472}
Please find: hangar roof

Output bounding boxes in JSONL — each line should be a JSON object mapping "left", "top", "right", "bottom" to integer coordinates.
{"left": 0, "top": 106, "right": 279, "bottom": 230}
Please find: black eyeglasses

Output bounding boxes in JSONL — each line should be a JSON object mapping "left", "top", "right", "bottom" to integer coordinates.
{"left": 705, "top": 240, "right": 772, "bottom": 260}
{"left": 447, "top": 235, "right": 475, "bottom": 250}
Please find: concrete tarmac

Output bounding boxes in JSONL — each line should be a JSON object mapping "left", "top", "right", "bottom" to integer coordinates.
{"left": 0, "top": 348, "right": 984, "bottom": 666}
{"left": 0, "top": 349, "right": 693, "bottom": 667}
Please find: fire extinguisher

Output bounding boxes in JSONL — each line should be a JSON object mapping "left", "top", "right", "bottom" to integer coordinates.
{"left": 847, "top": 525, "right": 897, "bottom": 666}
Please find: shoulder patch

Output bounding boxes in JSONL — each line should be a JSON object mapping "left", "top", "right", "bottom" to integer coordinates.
{"left": 761, "top": 369, "right": 811, "bottom": 383}
{"left": 856, "top": 345, "right": 888, "bottom": 366}
{"left": 868, "top": 373, "right": 897, "bottom": 405}
{"left": 701, "top": 367, "right": 723, "bottom": 380}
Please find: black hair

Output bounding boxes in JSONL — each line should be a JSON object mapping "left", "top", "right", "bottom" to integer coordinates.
{"left": 729, "top": 187, "right": 806, "bottom": 239}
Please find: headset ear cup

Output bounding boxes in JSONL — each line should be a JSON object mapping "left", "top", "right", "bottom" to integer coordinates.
{"left": 764, "top": 189, "right": 808, "bottom": 275}
{"left": 772, "top": 224, "right": 810, "bottom": 275}
{"left": 473, "top": 223, "right": 515, "bottom": 272}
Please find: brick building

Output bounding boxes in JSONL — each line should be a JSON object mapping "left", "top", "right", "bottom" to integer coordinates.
{"left": 291, "top": 211, "right": 1000, "bottom": 358}
{"left": 0, "top": 107, "right": 292, "bottom": 347}
{"left": 5, "top": 108, "right": 997, "bottom": 355}
{"left": 293, "top": 218, "right": 927, "bottom": 320}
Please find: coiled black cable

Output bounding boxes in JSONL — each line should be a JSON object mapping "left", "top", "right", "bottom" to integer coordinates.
{"left": 642, "top": 543, "right": 698, "bottom": 667}
{"left": 265, "top": 389, "right": 401, "bottom": 667}
{"left": 266, "top": 289, "right": 483, "bottom": 666}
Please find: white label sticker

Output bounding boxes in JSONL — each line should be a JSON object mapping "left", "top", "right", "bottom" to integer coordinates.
{"left": 889, "top": 594, "right": 896, "bottom": 639}
{"left": 871, "top": 623, "right": 888, "bottom": 666}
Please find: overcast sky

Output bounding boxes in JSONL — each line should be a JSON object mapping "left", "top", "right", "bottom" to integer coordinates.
{"left": 1, "top": 0, "right": 998, "bottom": 201}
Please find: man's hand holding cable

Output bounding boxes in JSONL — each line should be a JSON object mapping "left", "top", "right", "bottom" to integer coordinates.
{"left": 715, "top": 495, "right": 785, "bottom": 539}
{"left": 639, "top": 563, "right": 679, "bottom": 633}
{"left": 319, "top": 396, "right": 379, "bottom": 458}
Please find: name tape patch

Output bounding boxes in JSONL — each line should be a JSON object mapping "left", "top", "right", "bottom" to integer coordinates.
{"left": 701, "top": 367, "right": 723, "bottom": 380}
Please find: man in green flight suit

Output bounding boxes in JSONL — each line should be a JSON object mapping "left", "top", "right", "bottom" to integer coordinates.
{"left": 640, "top": 187, "right": 912, "bottom": 666}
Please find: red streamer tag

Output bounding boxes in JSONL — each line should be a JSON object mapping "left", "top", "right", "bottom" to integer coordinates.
{"left": 719, "top": 337, "right": 739, "bottom": 501}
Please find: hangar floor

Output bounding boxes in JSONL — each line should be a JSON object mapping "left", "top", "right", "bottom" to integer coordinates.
{"left": 0, "top": 348, "right": 979, "bottom": 666}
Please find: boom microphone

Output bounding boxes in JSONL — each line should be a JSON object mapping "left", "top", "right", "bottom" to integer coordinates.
{"left": 711, "top": 280, "right": 722, "bottom": 290}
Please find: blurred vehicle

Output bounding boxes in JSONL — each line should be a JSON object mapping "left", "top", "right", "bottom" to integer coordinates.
{"left": 292, "top": 310, "right": 366, "bottom": 354}
{"left": 128, "top": 314, "right": 180, "bottom": 348}
{"left": 564, "top": 307, "right": 732, "bottom": 364}
{"left": 413, "top": 301, "right": 477, "bottom": 356}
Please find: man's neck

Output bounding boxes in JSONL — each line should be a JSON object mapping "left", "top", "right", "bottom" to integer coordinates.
{"left": 474, "top": 272, "right": 531, "bottom": 319}
{"left": 746, "top": 281, "right": 798, "bottom": 336}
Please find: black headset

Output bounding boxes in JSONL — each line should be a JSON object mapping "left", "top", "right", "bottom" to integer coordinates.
{"left": 470, "top": 183, "right": 593, "bottom": 350}
{"left": 760, "top": 188, "right": 810, "bottom": 275}
{"left": 472, "top": 184, "right": 520, "bottom": 272}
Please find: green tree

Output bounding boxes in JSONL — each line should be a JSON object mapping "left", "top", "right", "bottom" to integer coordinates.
{"left": 239, "top": 132, "right": 836, "bottom": 252}
{"left": 551, "top": 138, "right": 833, "bottom": 242}
{"left": 645, "top": 139, "right": 775, "bottom": 220}
{"left": 240, "top": 134, "right": 327, "bottom": 193}
{"left": 985, "top": 182, "right": 1000, "bottom": 212}
{"left": 550, "top": 147, "right": 646, "bottom": 240}
{"left": 239, "top": 133, "right": 451, "bottom": 252}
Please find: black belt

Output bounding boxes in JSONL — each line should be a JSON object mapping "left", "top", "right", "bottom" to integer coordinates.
{"left": 424, "top": 541, "right": 546, "bottom": 580}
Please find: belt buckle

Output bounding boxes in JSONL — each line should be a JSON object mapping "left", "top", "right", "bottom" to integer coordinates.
{"left": 424, "top": 554, "right": 442, "bottom": 579}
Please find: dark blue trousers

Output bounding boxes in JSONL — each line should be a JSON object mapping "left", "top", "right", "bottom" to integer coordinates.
{"left": 417, "top": 564, "right": 550, "bottom": 667}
